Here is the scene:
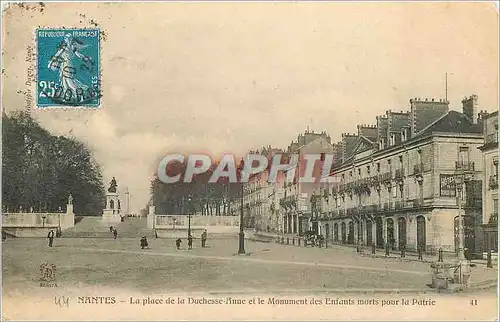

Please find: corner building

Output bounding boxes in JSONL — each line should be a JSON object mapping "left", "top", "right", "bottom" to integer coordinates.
{"left": 319, "top": 96, "right": 488, "bottom": 256}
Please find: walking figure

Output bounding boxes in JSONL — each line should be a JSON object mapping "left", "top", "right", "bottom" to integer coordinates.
{"left": 140, "top": 236, "right": 149, "bottom": 249}
{"left": 188, "top": 235, "right": 193, "bottom": 250}
{"left": 47, "top": 229, "right": 55, "bottom": 247}
{"left": 175, "top": 238, "right": 182, "bottom": 250}
{"left": 109, "top": 226, "right": 113, "bottom": 233}
{"left": 201, "top": 229, "right": 207, "bottom": 248}
{"left": 113, "top": 228, "right": 117, "bottom": 239}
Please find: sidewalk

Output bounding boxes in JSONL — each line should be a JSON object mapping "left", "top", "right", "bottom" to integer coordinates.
{"left": 251, "top": 231, "right": 498, "bottom": 290}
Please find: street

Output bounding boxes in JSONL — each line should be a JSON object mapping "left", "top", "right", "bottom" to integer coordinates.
{"left": 4, "top": 236, "right": 495, "bottom": 296}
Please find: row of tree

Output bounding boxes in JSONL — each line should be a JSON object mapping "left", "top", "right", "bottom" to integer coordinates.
{"left": 2, "top": 111, "right": 105, "bottom": 215}
{"left": 149, "top": 161, "right": 245, "bottom": 217}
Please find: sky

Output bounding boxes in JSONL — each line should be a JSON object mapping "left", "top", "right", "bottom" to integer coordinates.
{"left": 2, "top": 2, "right": 498, "bottom": 214}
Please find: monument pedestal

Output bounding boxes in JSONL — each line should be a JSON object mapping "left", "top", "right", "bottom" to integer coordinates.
{"left": 102, "top": 192, "right": 122, "bottom": 223}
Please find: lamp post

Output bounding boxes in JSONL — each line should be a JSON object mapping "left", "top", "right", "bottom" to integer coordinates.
{"left": 42, "top": 215, "right": 46, "bottom": 228}
{"left": 125, "top": 188, "right": 130, "bottom": 217}
{"left": 187, "top": 195, "right": 192, "bottom": 238}
{"left": 238, "top": 169, "right": 246, "bottom": 254}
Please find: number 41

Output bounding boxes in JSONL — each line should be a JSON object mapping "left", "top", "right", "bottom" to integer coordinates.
{"left": 470, "top": 299, "right": 478, "bottom": 306}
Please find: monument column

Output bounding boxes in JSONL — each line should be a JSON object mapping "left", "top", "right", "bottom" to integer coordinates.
{"left": 102, "top": 177, "right": 122, "bottom": 223}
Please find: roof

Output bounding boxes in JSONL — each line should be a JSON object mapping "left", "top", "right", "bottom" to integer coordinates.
{"left": 418, "top": 111, "right": 483, "bottom": 137}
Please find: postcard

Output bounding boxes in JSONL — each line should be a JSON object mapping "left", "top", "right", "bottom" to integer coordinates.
{"left": 1, "top": 2, "right": 498, "bottom": 321}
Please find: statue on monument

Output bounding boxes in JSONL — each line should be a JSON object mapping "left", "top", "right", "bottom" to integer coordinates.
{"left": 108, "top": 177, "right": 118, "bottom": 193}
{"left": 68, "top": 194, "right": 73, "bottom": 205}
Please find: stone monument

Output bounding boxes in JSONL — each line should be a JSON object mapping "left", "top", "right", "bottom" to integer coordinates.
{"left": 102, "top": 177, "right": 122, "bottom": 223}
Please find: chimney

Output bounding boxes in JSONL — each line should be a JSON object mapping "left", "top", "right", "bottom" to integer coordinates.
{"left": 462, "top": 94, "right": 479, "bottom": 124}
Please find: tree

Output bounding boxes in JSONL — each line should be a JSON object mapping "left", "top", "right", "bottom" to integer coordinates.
{"left": 2, "top": 111, "right": 105, "bottom": 215}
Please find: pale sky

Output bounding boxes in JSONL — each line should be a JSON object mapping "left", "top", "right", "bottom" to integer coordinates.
{"left": 2, "top": 2, "right": 498, "bottom": 214}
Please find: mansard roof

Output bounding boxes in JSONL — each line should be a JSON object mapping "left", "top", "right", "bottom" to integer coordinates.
{"left": 417, "top": 110, "right": 483, "bottom": 137}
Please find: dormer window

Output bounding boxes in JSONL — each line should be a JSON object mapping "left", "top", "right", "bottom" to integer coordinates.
{"left": 379, "top": 139, "right": 385, "bottom": 149}
{"left": 390, "top": 133, "right": 396, "bottom": 146}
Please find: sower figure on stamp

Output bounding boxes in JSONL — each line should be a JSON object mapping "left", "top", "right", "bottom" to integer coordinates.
{"left": 201, "top": 229, "right": 207, "bottom": 248}
{"left": 47, "top": 229, "right": 55, "bottom": 247}
{"left": 48, "top": 34, "right": 95, "bottom": 103}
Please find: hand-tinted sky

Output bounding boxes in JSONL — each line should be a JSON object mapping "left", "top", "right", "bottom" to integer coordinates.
{"left": 3, "top": 2, "right": 498, "bottom": 214}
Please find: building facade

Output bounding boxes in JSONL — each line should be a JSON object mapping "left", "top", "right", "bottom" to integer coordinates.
{"left": 479, "top": 110, "right": 498, "bottom": 254}
{"left": 317, "top": 96, "right": 486, "bottom": 255}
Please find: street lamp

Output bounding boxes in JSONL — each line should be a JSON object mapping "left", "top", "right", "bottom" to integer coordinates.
{"left": 238, "top": 169, "right": 246, "bottom": 254}
{"left": 187, "top": 195, "right": 192, "bottom": 238}
{"left": 41, "top": 215, "right": 46, "bottom": 228}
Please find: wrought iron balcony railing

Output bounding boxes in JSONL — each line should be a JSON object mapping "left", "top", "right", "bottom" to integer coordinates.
{"left": 394, "top": 200, "right": 402, "bottom": 209}
{"left": 395, "top": 168, "right": 404, "bottom": 180}
{"left": 413, "top": 163, "right": 423, "bottom": 175}
{"left": 380, "top": 172, "right": 392, "bottom": 182}
{"left": 455, "top": 161, "right": 475, "bottom": 172}
{"left": 489, "top": 175, "right": 498, "bottom": 189}
{"left": 413, "top": 199, "right": 423, "bottom": 208}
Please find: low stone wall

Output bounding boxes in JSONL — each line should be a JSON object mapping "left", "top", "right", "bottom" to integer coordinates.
{"left": 2, "top": 212, "right": 74, "bottom": 237}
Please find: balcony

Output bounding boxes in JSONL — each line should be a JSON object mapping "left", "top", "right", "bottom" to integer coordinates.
{"left": 485, "top": 132, "right": 498, "bottom": 144}
{"left": 413, "top": 163, "right": 423, "bottom": 175}
{"left": 394, "top": 201, "right": 402, "bottom": 210}
{"left": 455, "top": 161, "right": 475, "bottom": 172}
{"left": 413, "top": 199, "right": 423, "bottom": 208}
{"left": 383, "top": 202, "right": 391, "bottom": 211}
{"left": 395, "top": 168, "right": 404, "bottom": 184}
{"left": 489, "top": 175, "right": 498, "bottom": 189}
{"left": 380, "top": 172, "right": 392, "bottom": 183}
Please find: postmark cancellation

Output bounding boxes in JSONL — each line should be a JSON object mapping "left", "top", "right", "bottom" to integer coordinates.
{"left": 36, "top": 28, "right": 101, "bottom": 108}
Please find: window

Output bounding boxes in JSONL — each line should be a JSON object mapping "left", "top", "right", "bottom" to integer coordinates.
{"left": 349, "top": 171, "right": 352, "bottom": 178}
{"left": 379, "top": 139, "right": 385, "bottom": 149}
{"left": 399, "top": 155, "right": 403, "bottom": 164}
{"left": 358, "top": 168, "right": 361, "bottom": 176}
{"left": 320, "top": 153, "right": 325, "bottom": 161}
{"left": 494, "top": 199, "right": 498, "bottom": 215}
{"left": 367, "top": 166, "right": 371, "bottom": 175}
{"left": 376, "top": 163, "right": 380, "bottom": 173}
{"left": 459, "top": 147, "right": 470, "bottom": 164}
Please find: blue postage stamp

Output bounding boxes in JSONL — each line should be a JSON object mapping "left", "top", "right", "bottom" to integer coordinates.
{"left": 36, "top": 28, "right": 101, "bottom": 107}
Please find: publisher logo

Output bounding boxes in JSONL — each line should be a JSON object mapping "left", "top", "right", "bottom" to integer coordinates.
{"left": 39, "top": 262, "right": 58, "bottom": 287}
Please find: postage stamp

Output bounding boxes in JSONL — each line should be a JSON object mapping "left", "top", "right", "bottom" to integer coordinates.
{"left": 36, "top": 28, "right": 101, "bottom": 108}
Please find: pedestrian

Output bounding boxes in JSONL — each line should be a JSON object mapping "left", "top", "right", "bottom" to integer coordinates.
{"left": 175, "top": 238, "right": 182, "bottom": 250}
{"left": 201, "top": 229, "right": 207, "bottom": 248}
{"left": 140, "top": 236, "right": 149, "bottom": 249}
{"left": 188, "top": 235, "right": 193, "bottom": 250}
{"left": 113, "top": 229, "right": 117, "bottom": 239}
{"left": 109, "top": 226, "right": 113, "bottom": 233}
{"left": 47, "top": 229, "right": 55, "bottom": 247}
